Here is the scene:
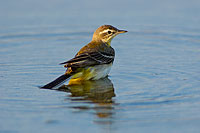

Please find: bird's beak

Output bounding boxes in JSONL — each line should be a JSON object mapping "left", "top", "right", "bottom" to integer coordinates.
{"left": 117, "top": 29, "right": 128, "bottom": 34}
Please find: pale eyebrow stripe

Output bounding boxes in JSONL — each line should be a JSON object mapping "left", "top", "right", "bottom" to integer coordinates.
{"left": 99, "top": 29, "right": 114, "bottom": 35}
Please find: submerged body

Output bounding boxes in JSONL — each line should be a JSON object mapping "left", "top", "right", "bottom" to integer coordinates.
{"left": 42, "top": 25, "right": 127, "bottom": 89}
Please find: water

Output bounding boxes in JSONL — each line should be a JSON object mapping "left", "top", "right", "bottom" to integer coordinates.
{"left": 1, "top": 0, "right": 200, "bottom": 133}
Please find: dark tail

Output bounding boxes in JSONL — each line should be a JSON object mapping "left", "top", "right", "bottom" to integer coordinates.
{"left": 41, "top": 74, "right": 71, "bottom": 89}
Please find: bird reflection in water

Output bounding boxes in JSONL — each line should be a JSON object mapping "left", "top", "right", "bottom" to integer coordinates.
{"left": 51, "top": 77, "right": 116, "bottom": 120}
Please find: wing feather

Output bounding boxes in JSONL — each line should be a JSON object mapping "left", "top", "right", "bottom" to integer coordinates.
{"left": 60, "top": 51, "right": 114, "bottom": 68}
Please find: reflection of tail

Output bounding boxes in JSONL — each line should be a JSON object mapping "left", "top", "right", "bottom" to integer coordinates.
{"left": 41, "top": 74, "right": 71, "bottom": 89}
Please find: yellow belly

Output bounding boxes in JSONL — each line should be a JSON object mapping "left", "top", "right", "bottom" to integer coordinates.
{"left": 69, "top": 63, "right": 112, "bottom": 85}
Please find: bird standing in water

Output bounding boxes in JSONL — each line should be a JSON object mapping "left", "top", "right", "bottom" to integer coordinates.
{"left": 42, "top": 25, "right": 127, "bottom": 89}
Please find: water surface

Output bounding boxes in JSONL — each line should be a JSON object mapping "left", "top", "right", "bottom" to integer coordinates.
{"left": 1, "top": 0, "right": 200, "bottom": 133}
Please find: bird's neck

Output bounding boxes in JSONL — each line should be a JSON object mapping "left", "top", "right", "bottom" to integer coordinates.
{"left": 106, "top": 40, "right": 111, "bottom": 46}
{"left": 91, "top": 39, "right": 111, "bottom": 47}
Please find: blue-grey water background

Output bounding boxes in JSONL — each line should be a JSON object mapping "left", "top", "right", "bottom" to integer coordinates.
{"left": 1, "top": 0, "right": 200, "bottom": 133}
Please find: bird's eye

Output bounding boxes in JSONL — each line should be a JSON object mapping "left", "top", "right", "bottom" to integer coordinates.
{"left": 108, "top": 31, "right": 111, "bottom": 34}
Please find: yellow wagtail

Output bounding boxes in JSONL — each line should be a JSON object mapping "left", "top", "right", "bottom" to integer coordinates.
{"left": 42, "top": 25, "right": 127, "bottom": 89}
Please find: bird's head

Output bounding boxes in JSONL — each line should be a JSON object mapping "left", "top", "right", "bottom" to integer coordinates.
{"left": 92, "top": 25, "right": 127, "bottom": 45}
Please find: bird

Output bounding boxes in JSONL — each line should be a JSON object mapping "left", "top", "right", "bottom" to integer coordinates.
{"left": 41, "top": 25, "right": 127, "bottom": 89}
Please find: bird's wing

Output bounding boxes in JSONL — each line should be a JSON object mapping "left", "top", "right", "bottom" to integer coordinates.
{"left": 60, "top": 51, "right": 114, "bottom": 68}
